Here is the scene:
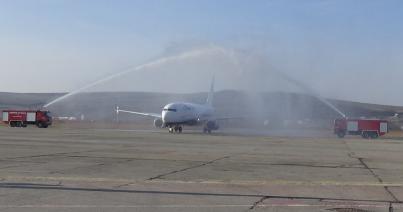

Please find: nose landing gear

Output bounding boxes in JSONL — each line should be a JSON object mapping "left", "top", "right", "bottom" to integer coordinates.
{"left": 168, "top": 125, "right": 183, "bottom": 134}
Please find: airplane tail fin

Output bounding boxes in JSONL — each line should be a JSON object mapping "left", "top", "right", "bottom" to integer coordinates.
{"left": 206, "top": 76, "right": 215, "bottom": 106}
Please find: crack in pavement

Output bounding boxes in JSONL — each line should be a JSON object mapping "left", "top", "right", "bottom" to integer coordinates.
{"left": 64, "top": 156, "right": 362, "bottom": 169}
{"left": 1, "top": 183, "right": 400, "bottom": 203}
{"left": 147, "top": 156, "right": 230, "bottom": 181}
{"left": 65, "top": 155, "right": 207, "bottom": 163}
{"left": 1, "top": 181, "right": 402, "bottom": 210}
{"left": 357, "top": 157, "right": 400, "bottom": 202}
{"left": 248, "top": 196, "right": 269, "bottom": 210}
{"left": 357, "top": 158, "right": 382, "bottom": 183}
{"left": 3, "top": 150, "right": 95, "bottom": 160}
{"left": 268, "top": 163, "right": 364, "bottom": 169}
{"left": 342, "top": 140, "right": 400, "bottom": 202}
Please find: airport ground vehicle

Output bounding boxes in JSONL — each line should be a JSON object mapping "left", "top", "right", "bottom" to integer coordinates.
{"left": 334, "top": 118, "right": 388, "bottom": 139}
{"left": 2, "top": 110, "right": 52, "bottom": 128}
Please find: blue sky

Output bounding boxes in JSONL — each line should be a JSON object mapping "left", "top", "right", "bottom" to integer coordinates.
{"left": 1, "top": 0, "right": 403, "bottom": 105}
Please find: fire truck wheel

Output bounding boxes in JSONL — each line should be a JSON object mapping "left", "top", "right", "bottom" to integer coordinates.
{"left": 337, "top": 131, "right": 346, "bottom": 138}
{"left": 370, "top": 132, "right": 379, "bottom": 139}
{"left": 362, "top": 132, "right": 369, "bottom": 139}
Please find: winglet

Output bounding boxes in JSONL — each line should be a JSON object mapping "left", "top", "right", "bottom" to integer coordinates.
{"left": 206, "top": 76, "right": 215, "bottom": 106}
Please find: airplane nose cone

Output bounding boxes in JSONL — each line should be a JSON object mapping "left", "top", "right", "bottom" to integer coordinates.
{"left": 162, "top": 111, "right": 172, "bottom": 123}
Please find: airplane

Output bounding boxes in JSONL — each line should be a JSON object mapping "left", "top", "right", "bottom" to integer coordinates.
{"left": 116, "top": 77, "right": 231, "bottom": 133}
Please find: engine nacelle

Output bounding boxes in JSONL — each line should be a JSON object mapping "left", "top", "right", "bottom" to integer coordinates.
{"left": 154, "top": 118, "right": 163, "bottom": 128}
{"left": 206, "top": 120, "right": 219, "bottom": 130}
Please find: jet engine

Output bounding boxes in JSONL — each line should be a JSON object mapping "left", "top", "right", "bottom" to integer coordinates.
{"left": 154, "top": 118, "right": 163, "bottom": 128}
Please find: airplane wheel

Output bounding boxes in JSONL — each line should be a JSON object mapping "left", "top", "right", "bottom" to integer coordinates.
{"left": 178, "top": 126, "right": 182, "bottom": 133}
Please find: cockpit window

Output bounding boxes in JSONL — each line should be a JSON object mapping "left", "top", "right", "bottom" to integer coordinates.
{"left": 163, "top": 108, "right": 177, "bottom": 112}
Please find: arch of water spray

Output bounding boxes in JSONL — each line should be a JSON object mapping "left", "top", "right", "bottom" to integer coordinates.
{"left": 275, "top": 72, "right": 346, "bottom": 118}
{"left": 43, "top": 45, "right": 346, "bottom": 118}
{"left": 44, "top": 46, "right": 229, "bottom": 108}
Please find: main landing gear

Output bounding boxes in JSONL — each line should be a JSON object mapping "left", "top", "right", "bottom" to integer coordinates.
{"left": 168, "top": 125, "right": 182, "bottom": 134}
{"left": 203, "top": 127, "right": 212, "bottom": 134}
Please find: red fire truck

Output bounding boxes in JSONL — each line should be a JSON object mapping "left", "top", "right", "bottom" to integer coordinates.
{"left": 334, "top": 118, "right": 388, "bottom": 139}
{"left": 2, "top": 110, "right": 52, "bottom": 128}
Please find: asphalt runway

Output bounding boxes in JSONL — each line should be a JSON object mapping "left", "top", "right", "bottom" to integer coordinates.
{"left": 0, "top": 126, "right": 403, "bottom": 211}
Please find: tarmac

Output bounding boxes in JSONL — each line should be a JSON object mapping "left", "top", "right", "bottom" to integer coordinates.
{"left": 0, "top": 126, "right": 403, "bottom": 211}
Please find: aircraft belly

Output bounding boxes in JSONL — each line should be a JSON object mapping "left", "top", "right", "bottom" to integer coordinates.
{"left": 165, "top": 118, "right": 199, "bottom": 126}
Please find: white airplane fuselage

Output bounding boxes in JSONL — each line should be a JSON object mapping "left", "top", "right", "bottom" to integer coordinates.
{"left": 161, "top": 102, "right": 214, "bottom": 127}
{"left": 116, "top": 77, "right": 222, "bottom": 133}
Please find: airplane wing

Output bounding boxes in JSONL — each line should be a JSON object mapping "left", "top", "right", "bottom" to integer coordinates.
{"left": 116, "top": 107, "right": 161, "bottom": 118}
